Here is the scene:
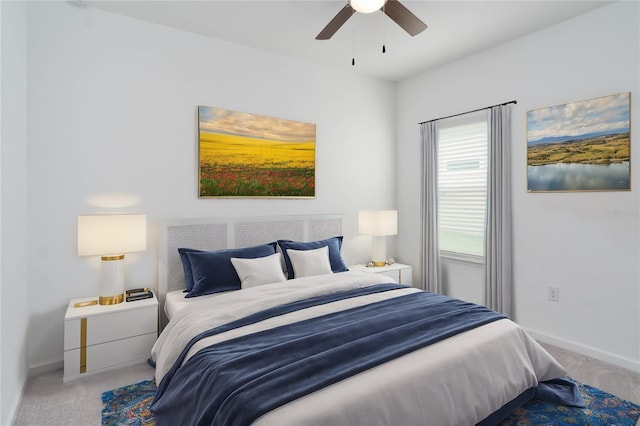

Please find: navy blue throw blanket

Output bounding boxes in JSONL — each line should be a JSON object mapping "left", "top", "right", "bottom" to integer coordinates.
{"left": 152, "top": 286, "right": 505, "bottom": 426}
{"left": 153, "top": 283, "right": 405, "bottom": 398}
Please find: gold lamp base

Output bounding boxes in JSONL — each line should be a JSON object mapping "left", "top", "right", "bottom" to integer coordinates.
{"left": 99, "top": 293, "right": 124, "bottom": 305}
{"left": 372, "top": 261, "right": 387, "bottom": 267}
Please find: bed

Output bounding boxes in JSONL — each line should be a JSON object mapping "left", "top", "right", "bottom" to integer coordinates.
{"left": 151, "top": 215, "right": 583, "bottom": 425}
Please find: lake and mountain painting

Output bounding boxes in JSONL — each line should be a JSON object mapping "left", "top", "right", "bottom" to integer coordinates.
{"left": 198, "top": 106, "right": 316, "bottom": 198}
{"left": 527, "top": 93, "right": 630, "bottom": 192}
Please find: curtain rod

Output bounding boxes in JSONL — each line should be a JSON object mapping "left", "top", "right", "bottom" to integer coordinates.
{"left": 418, "top": 100, "right": 517, "bottom": 125}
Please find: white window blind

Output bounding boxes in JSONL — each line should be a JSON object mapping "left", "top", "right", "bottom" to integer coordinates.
{"left": 437, "top": 113, "right": 488, "bottom": 257}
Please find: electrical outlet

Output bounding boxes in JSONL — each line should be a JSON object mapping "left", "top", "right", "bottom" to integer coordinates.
{"left": 548, "top": 286, "right": 559, "bottom": 302}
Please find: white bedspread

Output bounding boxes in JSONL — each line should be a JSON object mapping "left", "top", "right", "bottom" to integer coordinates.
{"left": 152, "top": 271, "right": 566, "bottom": 425}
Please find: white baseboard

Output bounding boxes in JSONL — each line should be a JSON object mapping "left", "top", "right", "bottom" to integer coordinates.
{"left": 8, "top": 361, "right": 62, "bottom": 424}
{"left": 28, "top": 360, "right": 63, "bottom": 378}
{"left": 525, "top": 327, "right": 640, "bottom": 373}
{"left": 6, "top": 374, "right": 27, "bottom": 426}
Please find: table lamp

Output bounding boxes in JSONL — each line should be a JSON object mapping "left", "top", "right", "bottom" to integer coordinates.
{"left": 359, "top": 210, "right": 397, "bottom": 266}
{"left": 77, "top": 214, "right": 147, "bottom": 305}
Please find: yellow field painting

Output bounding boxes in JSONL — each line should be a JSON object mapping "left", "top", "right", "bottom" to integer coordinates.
{"left": 198, "top": 106, "right": 316, "bottom": 197}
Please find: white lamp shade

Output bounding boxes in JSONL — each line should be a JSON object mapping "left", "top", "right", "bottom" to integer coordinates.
{"left": 350, "top": 0, "right": 386, "bottom": 13}
{"left": 78, "top": 214, "right": 147, "bottom": 256}
{"left": 359, "top": 210, "right": 398, "bottom": 236}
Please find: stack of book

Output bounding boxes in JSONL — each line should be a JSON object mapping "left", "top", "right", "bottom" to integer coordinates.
{"left": 126, "top": 288, "right": 153, "bottom": 302}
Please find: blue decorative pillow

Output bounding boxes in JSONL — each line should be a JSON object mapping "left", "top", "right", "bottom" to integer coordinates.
{"left": 278, "top": 236, "right": 349, "bottom": 280}
{"left": 185, "top": 242, "right": 278, "bottom": 298}
{"left": 178, "top": 248, "right": 202, "bottom": 292}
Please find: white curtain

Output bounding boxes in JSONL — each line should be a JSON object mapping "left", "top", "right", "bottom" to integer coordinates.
{"left": 420, "top": 121, "right": 442, "bottom": 293}
{"left": 484, "top": 105, "right": 513, "bottom": 317}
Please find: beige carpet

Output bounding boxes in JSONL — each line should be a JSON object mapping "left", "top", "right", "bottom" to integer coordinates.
{"left": 14, "top": 362, "right": 154, "bottom": 426}
{"left": 13, "top": 343, "right": 640, "bottom": 425}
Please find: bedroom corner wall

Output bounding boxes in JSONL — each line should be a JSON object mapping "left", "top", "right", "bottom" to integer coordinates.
{"left": 1, "top": 1, "right": 30, "bottom": 423}
{"left": 396, "top": 1, "right": 639, "bottom": 371}
{"left": 25, "top": 2, "right": 396, "bottom": 371}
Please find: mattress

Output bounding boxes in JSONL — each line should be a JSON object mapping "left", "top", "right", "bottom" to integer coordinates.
{"left": 164, "top": 289, "right": 222, "bottom": 320}
{"left": 151, "top": 271, "right": 578, "bottom": 425}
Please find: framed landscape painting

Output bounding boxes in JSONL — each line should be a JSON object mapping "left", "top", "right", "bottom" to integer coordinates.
{"left": 198, "top": 106, "right": 316, "bottom": 198}
{"left": 527, "top": 92, "right": 630, "bottom": 192}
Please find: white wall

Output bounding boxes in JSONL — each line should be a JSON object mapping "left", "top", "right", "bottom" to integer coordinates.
{"left": 397, "top": 1, "right": 640, "bottom": 370}
{"left": 26, "top": 2, "right": 396, "bottom": 370}
{"left": 1, "top": 1, "right": 30, "bottom": 424}
{"left": 16, "top": 0, "right": 639, "bottom": 411}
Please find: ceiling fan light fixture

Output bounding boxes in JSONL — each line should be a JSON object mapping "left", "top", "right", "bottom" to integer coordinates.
{"left": 316, "top": 0, "right": 425, "bottom": 40}
{"left": 350, "top": 0, "right": 386, "bottom": 14}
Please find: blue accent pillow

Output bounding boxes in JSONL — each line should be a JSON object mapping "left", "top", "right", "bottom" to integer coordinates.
{"left": 185, "top": 242, "right": 278, "bottom": 298}
{"left": 278, "top": 237, "right": 349, "bottom": 280}
{"left": 178, "top": 248, "right": 202, "bottom": 292}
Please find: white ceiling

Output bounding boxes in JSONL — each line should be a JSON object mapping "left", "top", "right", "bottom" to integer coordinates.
{"left": 84, "top": 0, "right": 611, "bottom": 82}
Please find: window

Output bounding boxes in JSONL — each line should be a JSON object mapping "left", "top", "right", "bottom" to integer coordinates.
{"left": 437, "top": 111, "right": 488, "bottom": 258}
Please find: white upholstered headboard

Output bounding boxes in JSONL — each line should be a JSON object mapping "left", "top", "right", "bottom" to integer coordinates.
{"left": 158, "top": 215, "right": 342, "bottom": 324}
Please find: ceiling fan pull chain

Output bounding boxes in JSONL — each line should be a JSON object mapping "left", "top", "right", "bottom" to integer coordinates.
{"left": 382, "top": 2, "right": 386, "bottom": 53}
{"left": 352, "top": 27, "right": 356, "bottom": 66}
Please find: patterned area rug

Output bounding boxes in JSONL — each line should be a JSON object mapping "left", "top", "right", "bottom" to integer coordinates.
{"left": 500, "top": 382, "right": 640, "bottom": 426}
{"left": 102, "top": 379, "right": 640, "bottom": 425}
{"left": 102, "top": 379, "right": 156, "bottom": 426}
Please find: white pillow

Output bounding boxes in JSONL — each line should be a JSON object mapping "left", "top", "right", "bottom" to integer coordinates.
{"left": 286, "top": 246, "right": 333, "bottom": 279}
{"left": 230, "top": 253, "right": 287, "bottom": 289}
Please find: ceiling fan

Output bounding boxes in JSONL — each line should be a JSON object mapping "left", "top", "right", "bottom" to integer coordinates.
{"left": 316, "top": 0, "right": 427, "bottom": 40}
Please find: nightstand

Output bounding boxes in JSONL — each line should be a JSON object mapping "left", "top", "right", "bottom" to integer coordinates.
{"left": 350, "top": 263, "right": 413, "bottom": 286}
{"left": 63, "top": 293, "right": 158, "bottom": 382}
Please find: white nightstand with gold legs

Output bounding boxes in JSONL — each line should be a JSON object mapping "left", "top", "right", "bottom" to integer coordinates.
{"left": 63, "top": 294, "right": 157, "bottom": 382}
{"left": 349, "top": 263, "right": 413, "bottom": 286}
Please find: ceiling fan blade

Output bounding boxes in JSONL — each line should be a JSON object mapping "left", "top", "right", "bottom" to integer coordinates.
{"left": 316, "top": 4, "right": 355, "bottom": 40}
{"left": 383, "top": 0, "right": 427, "bottom": 36}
